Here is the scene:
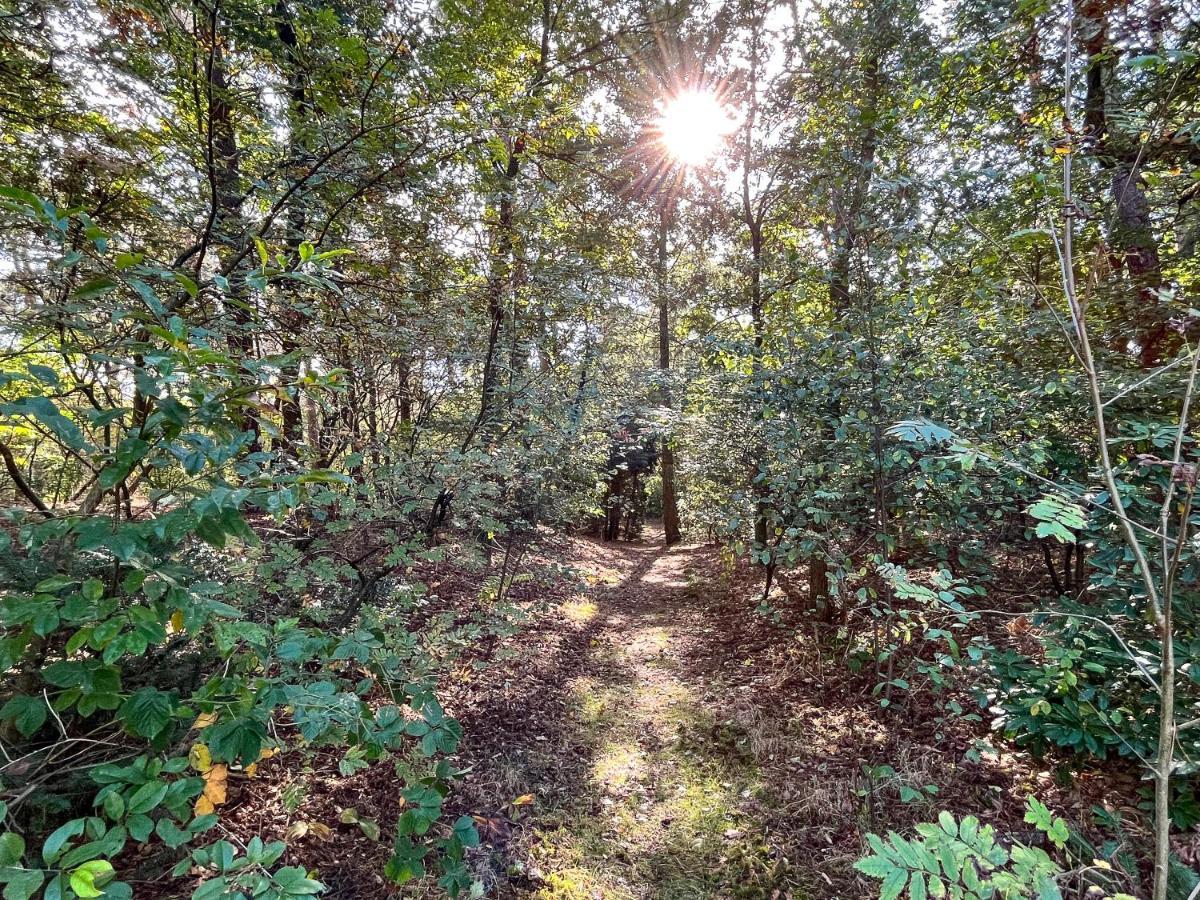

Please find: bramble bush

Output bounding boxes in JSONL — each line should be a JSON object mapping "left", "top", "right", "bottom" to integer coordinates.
{"left": 0, "top": 193, "right": 487, "bottom": 898}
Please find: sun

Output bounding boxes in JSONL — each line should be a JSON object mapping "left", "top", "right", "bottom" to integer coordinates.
{"left": 656, "top": 89, "right": 736, "bottom": 167}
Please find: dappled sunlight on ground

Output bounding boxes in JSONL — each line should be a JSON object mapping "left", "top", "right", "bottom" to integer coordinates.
{"left": 560, "top": 599, "right": 598, "bottom": 622}
{"left": 518, "top": 530, "right": 800, "bottom": 899}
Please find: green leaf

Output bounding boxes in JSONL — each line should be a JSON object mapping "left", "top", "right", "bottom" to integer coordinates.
{"left": 880, "top": 866, "right": 908, "bottom": 900}
{"left": 2, "top": 868, "right": 44, "bottom": 900}
{"left": 127, "top": 781, "right": 168, "bottom": 816}
{"left": 1, "top": 696, "right": 47, "bottom": 738}
{"left": 0, "top": 835, "right": 25, "bottom": 868}
{"left": 72, "top": 277, "right": 118, "bottom": 301}
{"left": 937, "top": 811, "right": 957, "bottom": 837}
{"left": 118, "top": 689, "right": 176, "bottom": 740}
{"left": 42, "top": 820, "right": 85, "bottom": 864}
{"left": 272, "top": 866, "right": 324, "bottom": 895}
{"left": 191, "top": 877, "right": 227, "bottom": 900}
{"left": 68, "top": 861, "right": 113, "bottom": 899}
{"left": 205, "top": 717, "right": 267, "bottom": 765}
{"left": 154, "top": 819, "right": 191, "bottom": 850}
{"left": 126, "top": 816, "right": 153, "bottom": 843}
{"left": 451, "top": 815, "right": 479, "bottom": 849}
{"left": 854, "top": 855, "right": 896, "bottom": 879}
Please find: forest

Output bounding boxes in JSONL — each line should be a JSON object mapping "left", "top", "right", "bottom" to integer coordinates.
{"left": 0, "top": 0, "right": 1197, "bottom": 896}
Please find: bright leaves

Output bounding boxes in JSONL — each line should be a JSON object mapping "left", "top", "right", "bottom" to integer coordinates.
{"left": 1026, "top": 494, "right": 1088, "bottom": 544}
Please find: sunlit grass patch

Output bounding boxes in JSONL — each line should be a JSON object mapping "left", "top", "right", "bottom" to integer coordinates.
{"left": 569, "top": 677, "right": 622, "bottom": 728}
{"left": 527, "top": 821, "right": 637, "bottom": 900}
{"left": 561, "top": 598, "right": 598, "bottom": 622}
{"left": 531, "top": 868, "right": 635, "bottom": 900}
{"left": 592, "top": 739, "right": 645, "bottom": 791}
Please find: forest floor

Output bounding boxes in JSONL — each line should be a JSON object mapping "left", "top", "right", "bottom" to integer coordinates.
{"left": 222, "top": 527, "right": 1141, "bottom": 900}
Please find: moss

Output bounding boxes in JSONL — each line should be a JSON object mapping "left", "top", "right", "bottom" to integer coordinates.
{"left": 531, "top": 672, "right": 804, "bottom": 898}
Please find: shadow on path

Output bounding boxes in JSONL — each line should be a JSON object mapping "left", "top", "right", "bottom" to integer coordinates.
{"left": 461, "top": 529, "right": 805, "bottom": 900}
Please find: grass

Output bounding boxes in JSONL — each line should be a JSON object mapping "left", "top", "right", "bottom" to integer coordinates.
{"left": 524, "top": 648, "right": 803, "bottom": 899}
{"left": 561, "top": 599, "right": 598, "bottom": 622}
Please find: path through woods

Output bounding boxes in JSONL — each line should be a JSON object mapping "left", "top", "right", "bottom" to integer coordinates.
{"left": 225, "top": 528, "right": 1054, "bottom": 900}
{"left": 491, "top": 532, "right": 797, "bottom": 899}
{"left": 439, "top": 530, "right": 1047, "bottom": 900}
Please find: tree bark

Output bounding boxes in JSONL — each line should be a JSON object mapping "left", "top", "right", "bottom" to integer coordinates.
{"left": 274, "top": 0, "right": 307, "bottom": 455}
{"left": 206, "top": 13, "right": 261, "bottom": 452}
{"left": 657, "top": 203, "right": 682, "bottom": 546}
{"left": 740, "top": 3, "right": 769, "bottom": 548}
{"left": 1078, "top": 0, "right": 1171, "bottom": 367}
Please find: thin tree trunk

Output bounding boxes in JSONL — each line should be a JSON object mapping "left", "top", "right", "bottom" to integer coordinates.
{"left": 207, "top": 17, "right": 261, "bottom": 452}
{"left": 657, "top": 203, "right": 682, "bottom": 546}
{"left": 740, "top": 3, "right": 769, "bottom": 548}
{"left": 274, "top": 0, "right": 306, "bottom": 454}
{"left": 1057, "top": 15, "right": 1179, "bottom": 894}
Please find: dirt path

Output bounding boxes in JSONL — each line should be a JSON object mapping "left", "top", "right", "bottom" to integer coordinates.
{"left": 472, "top": 534, "right": 805, "bottom": 899}
{"left": 222, "top": 530, "right": 1104, "bottom": 900}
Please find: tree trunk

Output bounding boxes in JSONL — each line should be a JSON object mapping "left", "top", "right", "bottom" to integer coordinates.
{"left": 207, "top": 17, "right": 261, "bottom": 453}
{"left": 741, "top": 6, "right": 769, "bottom": 548}
{"left": 1078, "top": 0, "right": 1171, "bottom": 367}
{"left": 274, "top": 0, "right": 307, "bottom": 455}
{"left": 657, "top": 204, "right": 682, "bottom": 546}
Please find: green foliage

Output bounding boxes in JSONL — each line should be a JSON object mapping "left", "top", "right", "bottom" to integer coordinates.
{"left": 178, "top": 839, "right": 323, "bottom": 899}
{"left": 2, "top": 0, "right": 1198, "bottom": 889}
{"left": 0, "top": 197, "right": 483, "bottom": 897}
{"left": 1025, "top": 496, "right": 1087, "bottom": 545}
{"left": 854, "top": 801, "right": 1065, "bottom": 899}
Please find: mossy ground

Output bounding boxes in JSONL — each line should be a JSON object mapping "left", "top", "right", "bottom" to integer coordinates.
{"left": 502, "top": 541, "right": 804, "bottom": 900}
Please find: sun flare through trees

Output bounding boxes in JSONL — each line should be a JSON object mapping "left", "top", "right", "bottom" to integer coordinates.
{"left": 0, "top": 0, "right": 1198, "bottom": 898}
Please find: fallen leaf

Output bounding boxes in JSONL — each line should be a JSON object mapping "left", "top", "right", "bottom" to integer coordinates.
{"left": 193, "top": 712, "right": 218, "bottom": 730}
{"left": 188, "top": 743, "right": 212, "bottom": 773}
{"left": 202, "top": 764, "right": 228, "bottom": 805}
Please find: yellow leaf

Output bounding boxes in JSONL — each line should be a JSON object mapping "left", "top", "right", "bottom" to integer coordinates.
{"left": 244, "top": 763, "right": 257, "bottom": 778}
{"left": 189, "top": 743, "right": 213, "bottom": 773}
{"left": 511, "top": 794, "right": 535, "bottom": 807}
{"left": 257, "top": 747, "right": 276, "bottom": 761}
{"left": 308, "top": 823, "right": 333, "bottom": 842}
{"left": 194, "top": 795, "right": 215, "bottom": 816}
{"left": 168, "top": 610, "right": 185, "bottom": 634}
{"left": 193, "top": 712, "right": 218, "bottom": 730}
{"left": 285, "top": 822, "right": 309, "bottom": 840}
{"left": 202, "top": 765, "right": 228, "bottom": 805}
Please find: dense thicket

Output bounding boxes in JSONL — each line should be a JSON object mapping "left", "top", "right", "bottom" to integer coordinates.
{"left": 0, "top": 0, "right": 1197, "bottom": 896}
